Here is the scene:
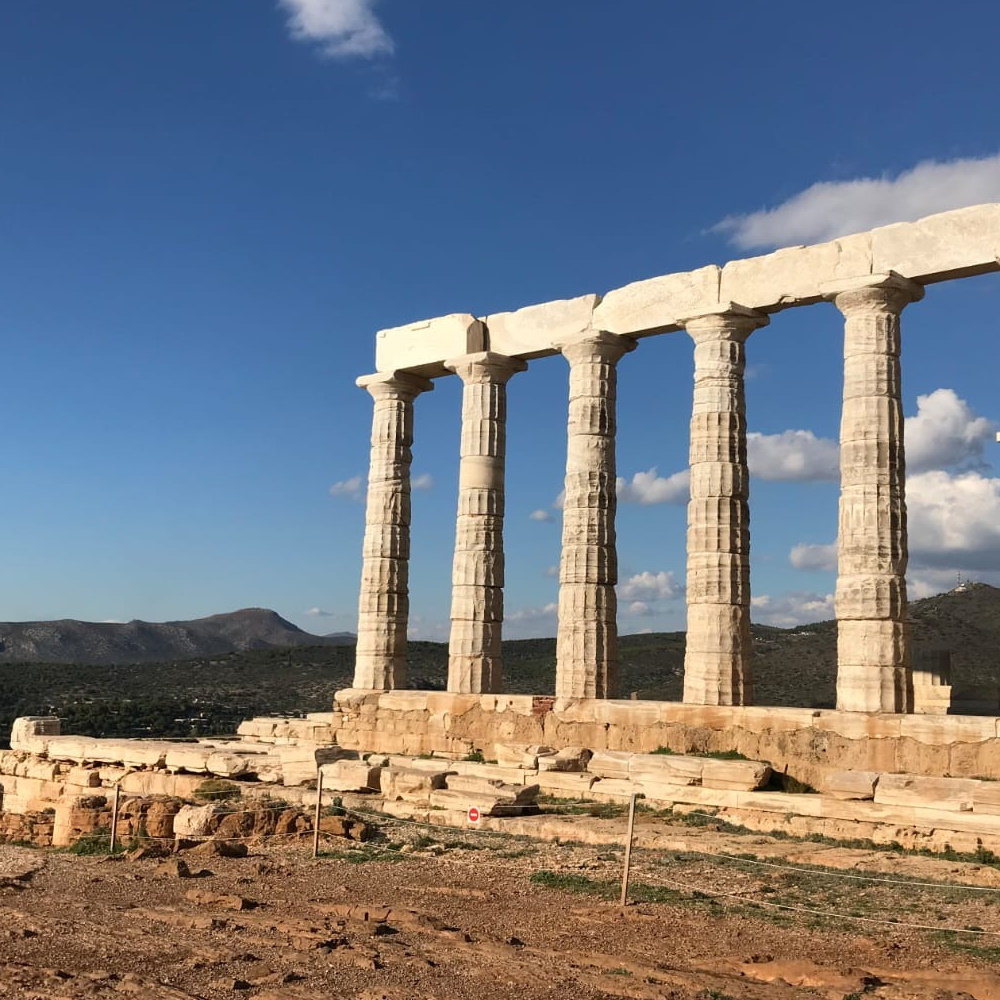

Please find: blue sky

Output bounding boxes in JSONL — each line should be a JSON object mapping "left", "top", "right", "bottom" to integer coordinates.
{"left": 1, "top": 2, "right": 999, "bottom": 639}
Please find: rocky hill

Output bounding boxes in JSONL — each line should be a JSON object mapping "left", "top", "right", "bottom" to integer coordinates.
{"left": 0, "top": 608, "right": 350, "bottom": 665}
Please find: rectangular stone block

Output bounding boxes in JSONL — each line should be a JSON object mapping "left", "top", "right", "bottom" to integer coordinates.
{"left": 823, "top": 769, "right": 879, "bottom": 800}
{"left": 701, "top": 759, "right": 771, "bottom": 791}
{"left": 587, "top": 777, "right": 640, "bottom": 802}
{"left": 320, "top": 760, "right": 382, "bottom": 793}
{"left": 380, "top": 766, "right": 452, "bottom": 802}
{"left": 628, "top": 753, "right": 704, "bottom": 785}
{"left": 535, "top": 771, "right": 597, "bottom": 797}
{"left": 587, "top": 750, "right": 634, "bottom": 779}
{"left": 871, "top": 204, "right": 1000, "bottom": 283}
{"left": 973, "top": 783, "right": 1000, "bottom": 816}
{"left": 874, "top": 773, "right": 979, "bottom": 813}
{"left": 375, "top": 313, "right": 485, "bottom": 376}
{"left": 486, "top": 295, "right": 598, "bottom": 359}
{"left": 593, "top": 266, "right": 721, "bottom": 336}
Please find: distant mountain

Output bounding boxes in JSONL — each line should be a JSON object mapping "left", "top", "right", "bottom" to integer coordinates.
{"left": 0, "top": 608, "right": 353, "bottom": 665}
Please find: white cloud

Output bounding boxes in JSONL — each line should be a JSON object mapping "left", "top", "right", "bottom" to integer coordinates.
{"left": 306, "top": 607, "right": 335, "bottom": 617}
{"left": 330, "top": 475, "right": 364, "bottom": 499}
{"left": 908, "top": 469, "right": 1000, "bottom": 571}
{"left": 529, "top": 509, "right": 555, "bottom": 523}
{"left": 411, "top": 473, "right": 433, "bottom": 491}
{"left": 748, "top": 430, "right": 840, "bottom": 482}
{"left": 279, "top": 0, "right": 393, "bottom": 59}
{"left": 627, "top": 601, "right": 651, "bottom": 616}
{"left": 715, "top": 152, "right": 1000, "bottom": 250}
{"left": 905, "top": 388, "right": 996, "bottom": 472}
{"left": 616, "top": 468, "right": 690, "bottom": 505}
{"left": 751, "top": 592, "right": 835, "bottom": 628}
{"left": 544, "top": 565, "right": 559, "bottom": 577}
{"left": 789, "top": 542, "right": 838, "bottom": 572}
{"left": 618, "top": 570, "right": 682, "bottom": 603}
{"left": 504, "top": 602, "right": 559, "bottom": 640}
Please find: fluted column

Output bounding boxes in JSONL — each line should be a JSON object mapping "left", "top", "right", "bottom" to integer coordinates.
{"left": 444, "top": 352, "right": 526, "bottom": 693}
{"left": 353, "top": 371, "right": 433, "bottom": 690}
{"left": 555, "top": 331, "right": 636, "bottom": 700}
{"left": 682, "top": 307, "right": 768, "bottom": 706}
{"left": 829, "top": 273, "right": 922, "bottom": 713}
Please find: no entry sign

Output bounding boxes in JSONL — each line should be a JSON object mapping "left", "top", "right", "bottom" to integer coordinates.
{"left": 467, "top": 806, "right": 480, "bottom": 823}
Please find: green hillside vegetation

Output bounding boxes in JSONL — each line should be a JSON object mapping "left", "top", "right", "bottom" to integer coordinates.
{"left": 1, "top": 584, "right": 997, "bottom": 745}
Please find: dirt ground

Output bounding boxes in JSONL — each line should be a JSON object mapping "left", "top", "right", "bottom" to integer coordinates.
{"left": 3, "top": 813, "right": 1000, "bottom": 1000}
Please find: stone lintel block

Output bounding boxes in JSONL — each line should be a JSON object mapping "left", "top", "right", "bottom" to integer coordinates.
{"left": 823, "top": 769, "right": 880, "bottom": 800}
{"left": 535, "top": 771, "right": 598, "bottom": 796}
{"left": 587, "top": 749, "right": 634, "bottom": 779}
{"left": 628, "top": 753, "right": 704, "bottom": 785}
{"left": 870, "top": 204, "right": 1000, "bottom": 283}
{"left": 380, "top": 766, "right": 453, "bottom": 801}
{"left": 593, "top": 265, "right": 721, "bottom": 337}
{"left": 485, "top": 295, "right": 599, "bottom": 359}
{"left": 375, "top": 314, "right": 485, "bottom": 377}
{"left": 587, "top": 777, "right": 641, "bottom": 802}
{"left": 874, "top": 772, "right": 979, "bottom": 813}
{"left": 701, "top": 758, "right": 771, "bottom": 791}
{"left": 449, "top": 760, "right": 535, "bottom": 784}
{"left": 320, "top": 760, "right": 383, "bottom": 793}
{"left": 445, "top": 774, "right": 539, "bottom": 804}
{"left": 898, "top": 714, "right": 998, "bottom": 744}
{"left": 720, "top": 232, "right": 873, "bottom": 310}
{"left": 377, "top": 691, "right": 432, "bottom": 713}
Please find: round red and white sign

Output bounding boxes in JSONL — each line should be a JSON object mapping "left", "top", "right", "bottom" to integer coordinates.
{"left": 467, "top": 806, "right": 480, "bottom": 823}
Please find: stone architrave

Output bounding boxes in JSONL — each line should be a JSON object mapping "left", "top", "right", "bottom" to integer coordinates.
{"left": 828, "top": 273, "right": 923, "bottom": 713}
{"left": 681, "top": 307, "right": 768, "bottom": 706}
{"left": 444, "top": 352, "right": 527, "bottom": 693}
{"left": 555, "top": 331, "right": 636, "bottom": 700}
{"left": 352, "top": 371, "right": 433, "bottom": 690}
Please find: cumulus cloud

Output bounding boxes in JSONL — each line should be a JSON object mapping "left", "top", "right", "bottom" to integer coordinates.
{"left": 306, "top": 607, "right": 336, "bottom": 617}
{"left": 627, "top": 601, "right": 651, "bottom": 616}
{"left": 618, "top": 571, "right": 683, "bottom": 603}
{"left": 748, "top": 430, "right": 840, "bottom": 482}
{"left": 715, "top": 152, "right": 1000, "bottom": 250}
{"left": 330, "top": 475, "right": 364, "bottom": 499}
{"left": 751, "top": 592, "right": 835, "bottom": 628}
{"left": 907, "top": 469, "right": 1000, "bottom": 571}
{"left": 504, "top": 602, "right": 559, "bottom": 640}
{"left": 616, "top": 468, "right": 690, "bottom": 505}
{"left": 411, "top": 473, "right": 433, "bottom": 491}
{"left": 906, "top": 388, "right": 996, "bottom": 472}
{"left": 529, "top": 509, "right": 555, "bottom": 523}
{"left": 789, "top": 542, "right": 838, "bottom": 572}
{"left": 278, "top": 0, "right": 393, "bottom": 58}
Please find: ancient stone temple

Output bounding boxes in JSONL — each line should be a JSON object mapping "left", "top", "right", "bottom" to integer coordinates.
{"left": 352, "top": 204, "right": 1000, "bottom": 715}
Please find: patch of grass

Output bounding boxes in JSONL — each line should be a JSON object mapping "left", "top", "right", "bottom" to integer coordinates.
{"left": 934, "top": 930, "right": 1000, "bottom": 962}
{"left": 193, "top": 779, "right": 242, "bottom": 803}
{"left": 650, "top": 746, "right": 676, "bottom": 755}
{"left": 462, "top": 750, "right": 486, "bottom": 763}
{"left": 529, "top": 871, "right": 616, "bottom": 898}
{"left": 321, "top": 845, "right": 405, "bottom": 864}
{"left": 699, "top": 749, "right": 750, "bottom": 761}
{"left": 65, "top": 829, "right": 111, "bottom": 856}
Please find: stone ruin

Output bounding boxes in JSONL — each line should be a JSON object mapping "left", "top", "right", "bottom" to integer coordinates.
{"left": 3, "top": 206, "right": 1000, "bottom": 857}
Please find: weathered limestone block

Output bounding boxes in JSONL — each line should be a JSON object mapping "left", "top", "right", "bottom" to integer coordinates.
{"left": 701, "top": 759, "right": 771, "bottom": 791}
{"left": 164, "top": 745, "right": 216, "bottom": 774}
{"left": 823, "top": 770, "right": 880, "bottom": 800}
{"left": 871, "top": 204, "right": 1000, "bottom": 283}
{"left": 448, "top": 760, "right": 534, "bottom": 784}
{"left": 537, "top": 746, "right": 592, "bottom": 772}
{"left": 593, "top": 266, "right": 721, "bottom": 337}
{"left": 386, "top": 755, "right": 454, "bottom": 773}
{"left": 9, "top": 716, "right": 61, "bottom": 753}
{"left": 494, "top": 743, "right": 555, "bottom": 769}
{"left": 445, "top": 774, "right": 538, "bottom": 803}
{"left": 634, "top": 779, "right": 692, "bottom": 805}
{"left": 380, "top": 767, "right": 452, "bottom": 802}
{"left": 973, "top": 783, "right": 1000, "bottom": 816}
{"left": 173, "top": 803, "right": 225, "bottom": 838}
{"left": 429, "top": 786, "right": 539, "bottom": 816}
{"left": 118, "top": 770, "right": 207, "bottom": 799}
{"left": 874, "top": 773, "right": 979, "bottom": 812}
{"left": 588, "top": 749, "right": 634, "bottom": 780}
{"left": 376, "top": 313, "right": 485, "bottom": 377}
{"left": 320, "top": 760, "right": 382, "bottom": 793}
{"left": 588, "top": 778, "right": 640, "bottom": 802}
{"left": 628, "top": 753, "right": 704, "bottom": 785}
{"left": 535, "top": 771, "right": 598, "bottom": 797}
{"left": 486, "top": 295, "right": 598, "bottom": 359}
{"left": 275, "top": 745, "right": 352, "bottom": 786}
{"left": 236, "top": 719, "right": 278, "bottom": 741}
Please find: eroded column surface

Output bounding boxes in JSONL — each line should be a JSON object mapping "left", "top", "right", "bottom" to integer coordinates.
{"left": 682, "top": 308, "right": 767, "bottom": 706}
{"left": 831, "top": 274, "right": 923, "bottom": 713}
{"left": 444, "top": 352, "right": 526, "bottom": 693}
{"left": 353, "top": 371, "right": 433, "bottom": 690}
{"left": 555, "top": 331, "right": 636, "bottom": 700}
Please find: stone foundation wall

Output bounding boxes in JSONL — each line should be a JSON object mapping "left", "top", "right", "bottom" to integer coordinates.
{"left": 332, "top": 689, "right": 1000, "bottom": 789}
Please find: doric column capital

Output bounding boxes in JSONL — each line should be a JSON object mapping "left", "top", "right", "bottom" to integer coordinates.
{"left": 356, "top": 370, "right": 434, "bottom": 403}
{"left": 823, "top": 272, "right": 924, "bottom": 317}
{"left": 680, "top": 304, "right": 769, "bottom": 345}
{"left": 556, "top": 330, "right": 637, "bottom": 366}
{"left": 444, "top": 351, "right": 527, "bottom": 385}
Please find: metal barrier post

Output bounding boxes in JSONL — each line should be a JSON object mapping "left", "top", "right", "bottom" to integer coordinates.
{"left": 312, "top": 767, "right": 325, "bottom": 859}
{"left": 620, "top": 793, "right": 638, "bottom": 906}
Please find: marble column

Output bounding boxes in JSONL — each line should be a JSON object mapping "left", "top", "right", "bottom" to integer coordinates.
{"left": 555, "top": 331, "right": 636, "bottom": 700}
{"left": 682, "top": 307, "right": 768, "bottom": 706}
{"left": 830, "top": 274, "right": 922, "bottom": 713}
{"left": 353, "top": 371, "right": 433, "bottom": 690}
{"left": 444, "top": 352, "right": 526, "bottom": 693}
